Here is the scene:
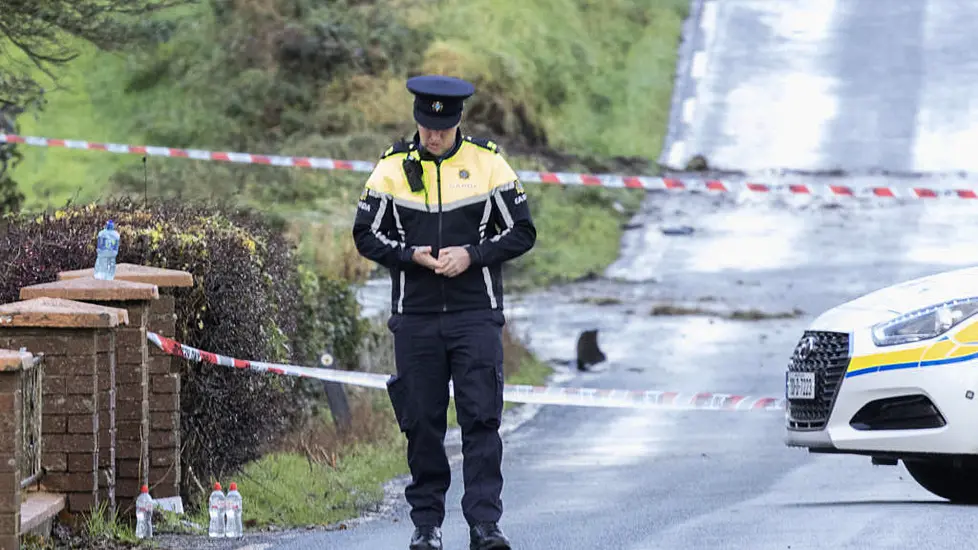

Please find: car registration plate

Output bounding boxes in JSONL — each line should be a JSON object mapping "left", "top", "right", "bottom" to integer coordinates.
{"left": 786, "top": 372, "right": 815, "bottom": 400}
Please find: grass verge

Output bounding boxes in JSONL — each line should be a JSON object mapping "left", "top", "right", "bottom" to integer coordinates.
{"left": 167, "top": 320, "right": 552, "bottom": 534}
{"left": 20, "top": 501, "right": 139, "bottom": 549}
{"left": 183, "top": 393, "right": 408, "bottom": 531}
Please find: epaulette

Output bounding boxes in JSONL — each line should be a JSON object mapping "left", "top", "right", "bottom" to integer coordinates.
{"left": 380, "top": 138, "right": 416, "bottom": 160}
{"left": 463, "top": 135, "right": 501, "bottom": 154}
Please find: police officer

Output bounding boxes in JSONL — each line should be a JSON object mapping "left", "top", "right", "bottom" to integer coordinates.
{"left": 352, "top": 75, "right": 536, "bottom": 550}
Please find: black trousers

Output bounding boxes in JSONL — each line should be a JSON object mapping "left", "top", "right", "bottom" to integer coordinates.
{"left": 385, "top": 308, "right": 506, "bottom": 528}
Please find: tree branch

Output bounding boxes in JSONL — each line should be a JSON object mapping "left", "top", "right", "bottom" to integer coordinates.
{"left": 0, "top": 0, "right": 197, "bottom": 110}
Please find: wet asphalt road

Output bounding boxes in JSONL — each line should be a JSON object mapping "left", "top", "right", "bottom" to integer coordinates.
{"left": 668, "top": 0, "right": 978, "bottom": 174}
{"left": 154, "top": 0, "right": 978, "bottom": 548}
{"left": 243, "top": 191, "right": 978, "bottom": 550}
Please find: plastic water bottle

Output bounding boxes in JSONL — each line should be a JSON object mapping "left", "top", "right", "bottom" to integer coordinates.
{"left": 208, "top": 482, "right": 226, "bottom": 537}
{"left": 224, "top": 482, "right": 243, "bottom": 538}
{"left": 93, "top": 220, "right": 120, "bottom": 280}
{"left": 135, "top": 485, "right": 154, "bottom": 539}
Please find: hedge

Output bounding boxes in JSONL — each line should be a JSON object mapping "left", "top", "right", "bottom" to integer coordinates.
{"left": 0, "top": 197, "right": 367, "bottom": 499}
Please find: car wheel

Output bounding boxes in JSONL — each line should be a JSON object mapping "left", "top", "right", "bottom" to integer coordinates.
{"left": 903, "top": 458, "right": 978, "bottom": 504}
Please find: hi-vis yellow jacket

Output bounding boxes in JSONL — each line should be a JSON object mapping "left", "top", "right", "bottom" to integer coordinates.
{"left": 352, "top": 131, "right": 536, "bottom": 314}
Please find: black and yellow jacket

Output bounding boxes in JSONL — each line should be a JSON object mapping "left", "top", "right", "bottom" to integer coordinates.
{"left": 352, "top": 131, "right": 536, "bottom": 314}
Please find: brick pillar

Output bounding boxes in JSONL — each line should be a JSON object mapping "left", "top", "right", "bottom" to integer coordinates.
{"left": 0, "top": 349, "right": 31, "bottom": 550}
{"left": 147, "top": 293, "right": 181, "bottom": 499}
{"left": 59, "top": 264, "right": 192, "bottom": 500}
{"left": 0, "top": 297, "right": 127, "bottom": 515}
{"left": 19, "top": 279, "right": 157, "bottom": 515}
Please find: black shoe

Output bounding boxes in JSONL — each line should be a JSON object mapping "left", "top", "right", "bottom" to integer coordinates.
{"left": 469, "top": 522, "right": 511, "bottom": 550}
{"left": 410, "top": 525, "right": 442, "bottom": 550}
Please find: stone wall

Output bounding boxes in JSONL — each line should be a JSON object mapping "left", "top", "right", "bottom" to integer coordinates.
{"left": 19, "top": 277, "right": 157, "bottom": 515}
{"left": 147, "top": 293, "right": 181, "bottom": 499}
{"left": 0, "top": 298, "right": 127, "bottom": 518}
{"left": 0, "top": 264, "right": 192, "bottom": 546}
{"left": 95, "top": 301, "right": 149, "bottom": 513}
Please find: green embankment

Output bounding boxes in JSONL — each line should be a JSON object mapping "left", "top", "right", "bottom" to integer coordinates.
{"left": 5, "top": 0, "right": 687, "bottom": 532}
{"left": 11, "top": 0, "right": 687, "bottom": 288}
{"left": 422, "top": 0, "right": 686, "bottom": 159}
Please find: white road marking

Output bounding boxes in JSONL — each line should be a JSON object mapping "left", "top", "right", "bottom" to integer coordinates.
{"left": 701, "top": 0, "right": 718, "bottom": 35}
{"left": 691, "top": 51, "right": 708, "bottom": 79}
{"left": 668, "top": 140, "right": 687, "bottom": 169}
{"left": 683, "top": 97, "right": 697, "bottom": 123}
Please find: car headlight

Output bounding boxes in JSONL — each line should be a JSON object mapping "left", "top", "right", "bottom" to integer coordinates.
{"left": 871, "top": 297, "right": 978, "bottom": 347}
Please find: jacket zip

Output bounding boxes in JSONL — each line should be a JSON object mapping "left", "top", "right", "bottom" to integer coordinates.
{"left": 436, "top": 159, "right": 447, "bottom": 312}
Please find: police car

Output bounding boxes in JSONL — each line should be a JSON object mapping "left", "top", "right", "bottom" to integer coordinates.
{"left": 784, "top": 265, "right": 978, "bottom": 503}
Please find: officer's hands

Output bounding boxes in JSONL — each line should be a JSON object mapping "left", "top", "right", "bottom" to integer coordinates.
{"left": 411, "top": 246, "right": 443, "bottom": 270}
{"left": 435, "top": 246, "right": 471, "bottom": 278}
{"left": 411, "top": 245, "right": 471, "bottom": 276}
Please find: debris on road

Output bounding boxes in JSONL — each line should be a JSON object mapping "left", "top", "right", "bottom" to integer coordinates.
{"left": 661, "top": 225, "right": 695, "bottom": 236}
{"left": 576, "top": 329, "right": 607, "bottom": 371}
{"left": 649, "top": 303, "right": 804, "bottom": 321}
{"left": 575, "top": 296, "right": 624, "bottom": 306}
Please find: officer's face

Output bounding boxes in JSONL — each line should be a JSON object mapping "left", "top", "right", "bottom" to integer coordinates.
{"left": 418, "top": 124, "right": 458, "bottom": 157}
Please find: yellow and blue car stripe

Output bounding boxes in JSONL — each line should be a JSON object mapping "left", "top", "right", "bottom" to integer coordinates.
{"left": 847, "top": 322, "right": 978, "bottom": 378}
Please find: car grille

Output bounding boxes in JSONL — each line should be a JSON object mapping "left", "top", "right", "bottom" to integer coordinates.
{"left": 787, "top": 330, "right": 851, "bottom": 430}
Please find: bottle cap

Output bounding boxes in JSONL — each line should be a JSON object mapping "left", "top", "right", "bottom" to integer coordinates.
{"left": 141, "top": 484, "right": 148, "bottom": 493}
{"left": 214, "top": 482, "right": 222, "bottom": 491}
{"left": 229, "top": 482, "right": 237, "bottom": 491}
{"left": 107, "top": 220, "right": 114, "bottom": 230}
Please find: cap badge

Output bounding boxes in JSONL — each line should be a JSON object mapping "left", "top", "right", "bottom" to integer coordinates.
{"left": 432, "top": 101, "right": 443, "bottom": 112}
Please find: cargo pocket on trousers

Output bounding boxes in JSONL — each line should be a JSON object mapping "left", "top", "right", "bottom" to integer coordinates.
{"left": 386, "top": 375, "right": 413, "bottom": 433}
{"left": 470, "top": 365, "right": 504, "bottom": 429}
{"left": 476, "top": 322, "right": 505, "bottom": 426}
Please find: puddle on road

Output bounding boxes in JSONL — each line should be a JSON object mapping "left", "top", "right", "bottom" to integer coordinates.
{"left": 679, "top": 208, "right": 809, "bottom": 274}
{"left": 527, "top": 411, "right": 673, "bottom": 469}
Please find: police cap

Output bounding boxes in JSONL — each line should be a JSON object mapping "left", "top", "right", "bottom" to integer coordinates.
{"left": 406, "top": 75, "right": 475, "bottom": 130}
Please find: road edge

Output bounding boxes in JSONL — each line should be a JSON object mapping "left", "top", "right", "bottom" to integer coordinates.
{"left": 658, "top": 0, "right": 715, "bottom": 171}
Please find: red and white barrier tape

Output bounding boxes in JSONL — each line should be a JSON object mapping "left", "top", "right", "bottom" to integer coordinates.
{"left": 146, "top": 332, "right": 786, "bottom": 412}
{"left": 6, "top": 133, "right": 978, "bottom": 198}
